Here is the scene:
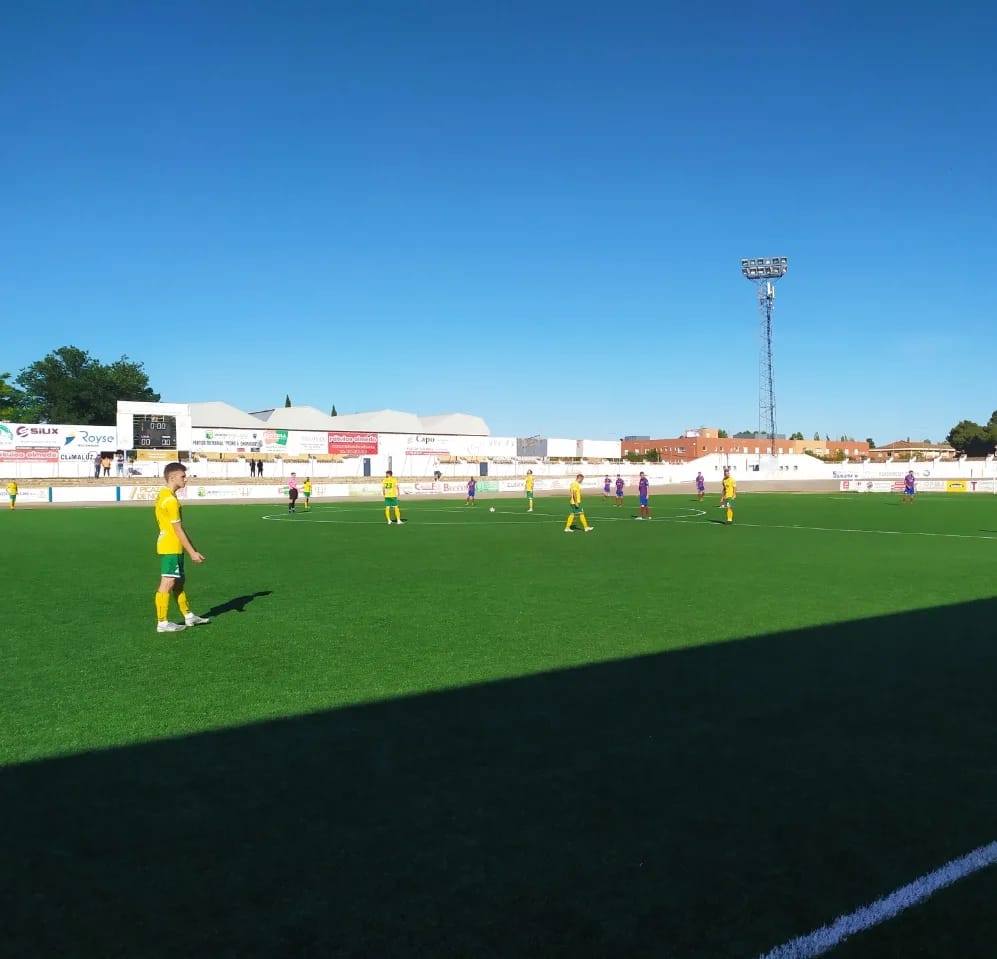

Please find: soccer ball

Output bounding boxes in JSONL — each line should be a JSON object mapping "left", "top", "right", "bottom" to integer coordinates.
{"left": 489, "top": 507, "right": 496, "bottom": 513}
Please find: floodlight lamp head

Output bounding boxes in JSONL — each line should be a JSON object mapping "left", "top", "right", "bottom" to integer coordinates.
{"left": 741, "top": 257, "right": 788, "bottom": 281}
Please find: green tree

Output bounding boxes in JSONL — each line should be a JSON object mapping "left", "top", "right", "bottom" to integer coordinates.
{"left": 789, "top": 431, "right": 804, "bottom": 440}
{"left": 15, "top": 346, "right": 159, "bottom": 425}
{"left": 813, "top": 432, "right": 821, "bottom": 441}
{"left": 946, "top": 420, "right": 990, "bottom": 457}
{"left": 985, "top": 410, "right": 997, "bottom": 449}
{"left": 0, "top": 371, "right": 27, "bottom": 421}
{"left": 866, "top": 438, "right": 876, "bottom": 449}
{"left": 284, "top": 395, "right": 292, "bottom": 407}
{"left": 330, "top": 404, "right": 338, "bottom": 416}
{"left": 733, "top": 430, "right": 755, "bottom": 439}
{"left": 717, "top": 429, "right": 729, "bottom": 438}
{"left": 645, "top": 449, "right": 660, "bottom": 462}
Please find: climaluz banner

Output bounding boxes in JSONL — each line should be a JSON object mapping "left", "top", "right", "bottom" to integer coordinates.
{"left": 327, "top": 432, "right": 378, "bottom": 455}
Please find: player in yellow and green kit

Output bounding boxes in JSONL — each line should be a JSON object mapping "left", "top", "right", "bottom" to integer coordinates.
{"left": 383, "top": 469, "right": 402, "bottom": 525}
{"left": 6, "top": 480, "right": 17, "bottom": 510}
{"left": 722, "top": 469, "right": 736, "bottom": 525}
{"left": 525, "top": 469, "right": 535, "bottom": 512}
{"left": 302, "top": 477, "right": 312, "bottom": 510}
{"left": 564, "top": 474, "right": 594, "bottom": 532}
{"left": 154, "top": 462, "right": 210, "bottom": 633}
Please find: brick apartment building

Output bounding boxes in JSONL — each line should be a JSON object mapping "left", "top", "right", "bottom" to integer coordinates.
{"left": 621, "top": 428, "right": 871, "bottom": 463}
{"left": 865, "top": 440, "right": 957, "bottom": 462}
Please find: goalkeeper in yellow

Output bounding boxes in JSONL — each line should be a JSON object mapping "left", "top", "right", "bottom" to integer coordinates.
{"left": 383, "top": 470, "right": 402, "bottom": 524}
{"left": 722, "top": 469, "right": 736, "bottom": 525}
{"left": 564, "top": 474, "right": 594, "bottom": 532}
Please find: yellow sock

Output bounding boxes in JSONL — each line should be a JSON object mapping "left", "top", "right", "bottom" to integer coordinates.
{"left": 176, "top": 591, "right": 191, "bottom": 617}
{"left": 565, "top": 516, "right": 573, "bottom": 529}
{"left": 726, "top": 508, "right": 733, "bottom": 523}
{"left": 580, "top": 512, "right": 589, "bottom": 527}
{"left": 155, "top": 592, "right": 170, "bottom": 621}
{"left": 385, "top": 507, "right": 392, "bottom": 522}
{"left": 394, "top": 507, "right": 402, "bottom": 522}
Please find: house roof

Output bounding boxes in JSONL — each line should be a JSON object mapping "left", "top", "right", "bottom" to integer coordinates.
{"left": 325, "top": 409, "right": 424, "bottom": 433}
{"left": 260, "top": 406, "right": 341, "bottom": 430}
{"left": 188, "top": 402, "right": 275, "bottom": 429}
{"left": 202, "top": 404, "right": 492, "bottom": 435}
{"left": 419, "top": 413, "right": 490, "bottom": 436}
{"left": 876, "top": 440, "right": 955, "bottom": 452}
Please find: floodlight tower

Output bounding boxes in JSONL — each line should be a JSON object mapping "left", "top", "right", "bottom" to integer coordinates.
{"left": 741, "top": 257, "right": 788, "bottom": 457}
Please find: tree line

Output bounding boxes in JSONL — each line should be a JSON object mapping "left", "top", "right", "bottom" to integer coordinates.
{"left": 0, "top": 346, "right": 340, "bottom": 424}
{"left": 1, "top": 347, "right": 160, "bottom": 424}
{"left": 945, "top": 412, "right": 997, "bottom": 457}
{"left": 728, "top": 430, "right": 869, "bottom": 444}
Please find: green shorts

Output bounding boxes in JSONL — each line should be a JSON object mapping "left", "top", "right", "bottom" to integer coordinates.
{"left": 569, "top": 504, "right": 583, "bottom": 515}
{"left": 384, "top": 497, "right": 398, "bottom": 508}
{"left": 526, "top": 491, "right": 534, "bottom": 500}
{"left": 159, "top": 554, "right": 185, "bottom": 578}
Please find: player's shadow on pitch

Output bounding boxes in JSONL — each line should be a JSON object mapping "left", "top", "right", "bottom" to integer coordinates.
{"left": 204, "top": 590, "right": 272, "bottom": 618}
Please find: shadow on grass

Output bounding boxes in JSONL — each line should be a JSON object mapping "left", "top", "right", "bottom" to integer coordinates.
{"left": 3, "top": 601, "right": 996, "bottom": 958}
{"left": 204, "top": 590, "right": 273, "bottom": 618}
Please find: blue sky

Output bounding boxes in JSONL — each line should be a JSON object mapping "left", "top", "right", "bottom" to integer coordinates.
{"left": 3, "top": 1, "right": 995, "bottom": 443}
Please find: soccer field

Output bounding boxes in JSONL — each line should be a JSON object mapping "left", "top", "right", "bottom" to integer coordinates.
{"left": 3, "top": 492, "right": 996, "bottom": 958}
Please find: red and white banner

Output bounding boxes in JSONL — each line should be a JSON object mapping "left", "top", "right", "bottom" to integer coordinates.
{"left": 0, "top": 447, "right": 60, "bottom": 462}
{"left": 327, "top": 431, "right": 378, "bottom": 455}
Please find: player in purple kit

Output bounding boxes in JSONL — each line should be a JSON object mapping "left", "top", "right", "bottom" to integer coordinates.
{"left": 614, "top": 475, "right": 624, "bottom": 507}
{"left": 466, "top": 477, "right": 477, "bottom": 506}
{"left": 902, "top": 470, "right": 916, "bottom": 505}
{"left": 695, "top": 471, "right": 705, "bottom": 501}
{"left": 603, "top": 475, "right": 612, "bottom": 498}
{"left": 636, "top": 471, "right": 651, "bottom": 520}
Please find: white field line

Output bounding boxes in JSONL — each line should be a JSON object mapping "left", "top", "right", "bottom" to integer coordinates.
{"left": 674, "top": 519, "right": 997, "bottom": 542}
{"left": 756, "top": 841, "right": 997, "bottom": 959}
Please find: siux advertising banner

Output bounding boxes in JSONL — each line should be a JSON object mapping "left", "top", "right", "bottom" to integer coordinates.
{"left": 0, "top": 423, "right": 118, "bottom": 450}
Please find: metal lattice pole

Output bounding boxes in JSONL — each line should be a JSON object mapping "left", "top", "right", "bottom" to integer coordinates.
{"left": 758, "top": 282, "right": 776, "bottom": 456}
{"left": 741, "top": 258, "right": 788, "bottom": 459}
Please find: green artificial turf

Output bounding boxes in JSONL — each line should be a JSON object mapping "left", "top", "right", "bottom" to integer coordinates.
{"left": 2, "top": 492, "right": 996, "bottom": 957}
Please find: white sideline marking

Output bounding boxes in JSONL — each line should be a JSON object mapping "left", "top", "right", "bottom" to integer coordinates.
{"left": 756, "top": 841, "right": 997, "bottom": 959}
{"left": 673, "top": 519, "right": 997, "bottom": 542}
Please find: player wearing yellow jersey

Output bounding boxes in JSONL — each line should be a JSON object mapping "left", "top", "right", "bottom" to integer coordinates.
{"left": 6, "top": 480, "right": 17, "bottom": 510}
{"left": 383, "top": 470, "right": 402, "bottom": 524}
{"left": 525, "top": 470, "right": 535, "bottom": 512}
{"left": 302, "top": 477, "right": 312, "bottom": 510}
{"left": 154, "top": 462, "right": 209, "bottom": 633}
{"left": 564, "top": 474, "right": 594, "bottom": 532}
{"left": 722, "top": 471, "right": 736, "bottom": 525}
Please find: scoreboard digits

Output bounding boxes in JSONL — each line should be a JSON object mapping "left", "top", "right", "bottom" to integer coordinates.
{"left": 132, "top": 414, "right": 177, "bottom": 449}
